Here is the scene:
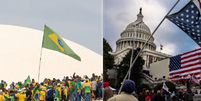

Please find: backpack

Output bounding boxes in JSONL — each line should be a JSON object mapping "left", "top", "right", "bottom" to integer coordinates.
{"left": 71, "top": 83, "right": 76, "bottom": 91}
{"left": 97, "top": 81, "right": 102, "bottom": 88}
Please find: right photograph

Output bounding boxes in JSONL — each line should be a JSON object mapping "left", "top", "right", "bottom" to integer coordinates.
{"left": 103, "top": 0, "right": 201, "bottom": 101}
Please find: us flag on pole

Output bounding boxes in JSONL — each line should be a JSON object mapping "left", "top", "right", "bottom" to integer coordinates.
{"left": 163, "top": 82, "right": 169, "bottom": 92}
{"left": 167, "top": 0, "right": 201, "bottom": 46}
{"left": 160, "top": 44, "right": 163, "bottom": 50}
{"left": 192, "top": 74, "right": 200, "bottom": 85}
{"left": 169, "top": 48, "right": 201, "bottom": 81}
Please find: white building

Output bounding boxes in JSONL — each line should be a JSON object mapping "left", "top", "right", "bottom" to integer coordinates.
{"left": 0, "top": 24, "right": 102, "bottom": 85}
{"left": 110, "top": 9, "right": 172, "bottom": 70}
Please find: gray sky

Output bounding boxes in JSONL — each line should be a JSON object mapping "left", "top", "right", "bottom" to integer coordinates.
{"left": 103, "top": 0, "right": 200, "bottom": 56}
{"left": 0, "top": 0, "right": 102, "bottom": 55}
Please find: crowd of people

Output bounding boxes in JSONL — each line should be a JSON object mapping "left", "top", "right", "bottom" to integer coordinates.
{"left": 103, "top": 80, "right": 200, "bottom": 101}
{"left": 137, "top": 88, "right": 197, "bottom": 101}
{"left": 0, "top": 73, "right": 103, "bottom": 101}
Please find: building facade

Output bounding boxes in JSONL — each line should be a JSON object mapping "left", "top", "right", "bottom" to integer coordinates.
{"left": 110, "top": 9, "right": 172, "bottom": 70}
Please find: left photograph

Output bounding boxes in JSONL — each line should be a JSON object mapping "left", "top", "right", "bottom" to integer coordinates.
{"left": 0, "top": 1, "right": 102, "bottom": 101}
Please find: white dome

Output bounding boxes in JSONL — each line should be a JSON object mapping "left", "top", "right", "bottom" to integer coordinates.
{"left": 0, "top": 24, "right": 102, "bottom": 85}
{"left": 126, "top": 21, "right": 151, "bottom": 33}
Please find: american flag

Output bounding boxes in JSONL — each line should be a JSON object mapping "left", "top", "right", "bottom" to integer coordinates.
{"left": 160, "top": 44, "right": 163, "bottom": 50}
{"left": 169, "top": 48, "right": 201, "bottom": 81}
{"left": 162, "top": 82, "right": 169, "bottom": 92}
{"left": 192, "top": 74, "right": 200, "bottom": 85}
{"left": 167, "top": 0, "right": 201, "bottom": 46}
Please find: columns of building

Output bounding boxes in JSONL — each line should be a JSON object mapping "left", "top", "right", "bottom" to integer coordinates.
{"left": 146, "top": 55, "right": 149, "bottom": 68}
{"left": 137, "top": 41, "right": 139, "bottom": 47}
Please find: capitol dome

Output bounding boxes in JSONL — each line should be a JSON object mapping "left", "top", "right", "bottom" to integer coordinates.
{"left": 116, "top": 9, "right": 156, "bottom": 52}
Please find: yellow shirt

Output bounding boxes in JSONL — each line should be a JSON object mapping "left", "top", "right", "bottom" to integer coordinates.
{"left": 0, "top": 95, "right": 4, "bottom": 101}
{"left": 3, "top": 84, "right": 6, "bottom": 89}
{"left": 18, "top": 94, "right": 26, "bottom": 101}
{"left": 15, "top": 93, "right": 20, "bottom": 98}
{"left": 57, "top": 87, "right": 61, "bottom": 97}
{"left": 82, "top": 83, "right": 91, "bottom": 93}
{"left": 44, "top": 83, "right": 48, "bottom": 86}
{"left": 63, "top": 88, "right": 67, "bottom": 96}
{"left": 3, "top": 93, "right": 9, "bottom": 99}
{"left": 39, "top": 91, "right": 45, "bottom": 100}
{"left": 68, "top": 81, "right": 71, "bottom": 85}
{"left": 32, "top": 82, "right": 36, "bottom": 87}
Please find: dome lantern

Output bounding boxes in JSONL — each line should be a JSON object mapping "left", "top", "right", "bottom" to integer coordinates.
{"left": 137, "top": 7, "right": 143, "bottom": 21}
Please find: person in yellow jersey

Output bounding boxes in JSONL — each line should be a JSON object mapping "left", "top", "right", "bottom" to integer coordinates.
{"left": 19, "top": 91, "right": 26, "bottom": 101}
{"left": 40, "top": 83, "right": 47, "bottom": 92}
{"left": 0, "top": 90, "right": 5, "bottom": 101}
{"left": 3, "top": 90, "right": 9, "bottom": 100}
{"left": 15, "top": 91, "right": 20, "bottom": 101}
{"left": 43, "top": 79, "right": 48, "bottom": 87}
{"left": 82, "top": 79, "right": 93, "bottom": 101}
{"left": 39, "top": 88, "right": 46, "bottom": 101}
{"left": 31, "top": 79, "right": 36, "bottom": 87}
{"left": 3, "top": 82, "right": 7, "bottom": 90}
{"left": 56, "top": 83, "right": 61, "bottom": 99}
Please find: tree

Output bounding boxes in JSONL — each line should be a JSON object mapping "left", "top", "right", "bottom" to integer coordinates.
{"left": 117, "top": 49, "right": 145, "bottom": 88}
{"left": 103, "top": 38, "right": 114, "bottom": 83}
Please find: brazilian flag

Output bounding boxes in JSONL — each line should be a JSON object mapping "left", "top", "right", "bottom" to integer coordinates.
{"left": 24, "top": 75, "right": 31, "bottom": 86}
{"left": 8, "top": 96, "right": 14, "bottom": 101}
{"left": 42, "top": 25, "right": 81, "bottom": 61}
{"left": 33, "top": 88, "right": 41, "bottom": 101}
{"left": 54, "top": 88, "right": 60, "bottom": 101}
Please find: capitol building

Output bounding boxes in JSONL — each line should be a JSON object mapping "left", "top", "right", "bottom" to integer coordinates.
{"left": 110, "top": 9, "right": 172, "bottom": 70}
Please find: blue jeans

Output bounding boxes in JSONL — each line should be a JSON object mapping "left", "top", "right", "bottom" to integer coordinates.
{"left": 84, "top": 93, "right": 91, "bottom": 101}
{"left": 98, "top": 87, "right": 102, "bottom": 100}
{"left": 72, "top": 92, "right": 79, "bottom": 101}
{"left": 79, "top": 90, "right": 84, "bottom": 101}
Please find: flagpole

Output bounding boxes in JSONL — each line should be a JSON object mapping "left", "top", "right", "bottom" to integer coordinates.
{"left": 129, "top": 21, "right": 142, "bottom": 79}
{"left": 38, "top": 25, "right": 46, "bottom": 83}
{"left": 118, "top": 0, "right": 180, "bottom": 94}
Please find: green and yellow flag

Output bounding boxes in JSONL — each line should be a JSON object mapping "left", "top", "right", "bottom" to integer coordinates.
{"left": 33, "top": 88, "right": 41, "bottom": 101}
{"left": 42, "top": 25, "right": 81, "bottom": 61}
{"left": 24, "top": 75, "right": 31, "bottom": 86}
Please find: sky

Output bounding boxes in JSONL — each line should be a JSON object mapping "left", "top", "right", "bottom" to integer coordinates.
{"left": 0, "top": 0, "right": 102, "bottom": 55}
{"left": 103, "top": 0, "right": 200, "bottom": 56}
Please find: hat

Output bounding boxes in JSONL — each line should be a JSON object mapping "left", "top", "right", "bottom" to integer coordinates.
{"left": 145, "top": 96, "right": 151, "bottom": 99}
{"left": 57, "top": 83, "right": 60, "bottom": 86}
{"left": 121, "top": 79, "right": 136, "bottom": 94}
{"left": 103, "top": 82, "right": 109, "bottom": 88}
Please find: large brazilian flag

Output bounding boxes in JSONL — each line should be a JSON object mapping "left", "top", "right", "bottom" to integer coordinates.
{"left": 33, "top": 88, "right": 41, "bottom": 101}
{"left": 54, "top": 88, "right": 60, "bottom": 101}
{"left": 42, "top": 25, "right": 81, "bottom": 61}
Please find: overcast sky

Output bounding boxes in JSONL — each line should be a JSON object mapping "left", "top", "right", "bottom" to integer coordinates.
{"left": 103, "top": 0, "right": 200, "bottom": 56}
{"left": 0, "top": 1, "right": 102, "bottom": 55}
